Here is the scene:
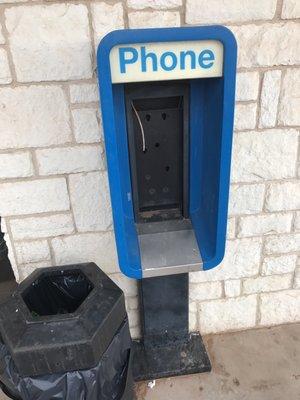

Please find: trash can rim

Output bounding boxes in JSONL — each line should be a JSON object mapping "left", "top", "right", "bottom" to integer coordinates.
{"left": 16, "top": 265, "right": 98, "bottom": 323}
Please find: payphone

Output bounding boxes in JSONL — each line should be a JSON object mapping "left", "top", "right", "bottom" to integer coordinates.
{"left": 98, "top": 26, "right": 237, "bottom": 380}
{"left": 98, "top": 27, "right": 236, "bottom": 279}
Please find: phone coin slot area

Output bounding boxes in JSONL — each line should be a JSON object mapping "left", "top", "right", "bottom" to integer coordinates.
{"left": 125, "top": 82, "right": 189, "bottom": 224}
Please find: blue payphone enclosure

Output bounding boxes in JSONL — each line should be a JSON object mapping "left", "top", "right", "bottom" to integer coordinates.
{"left": 97, "top": 26, "right": 237, "bottom": 279}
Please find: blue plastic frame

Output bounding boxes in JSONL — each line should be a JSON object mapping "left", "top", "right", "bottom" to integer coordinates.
{"left": 97, "top": 26, "right": 237, "bottom": 279}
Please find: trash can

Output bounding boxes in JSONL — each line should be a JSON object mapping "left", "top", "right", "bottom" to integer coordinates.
{"left": 0, "top": 263, "right": 134, "bottom": 400}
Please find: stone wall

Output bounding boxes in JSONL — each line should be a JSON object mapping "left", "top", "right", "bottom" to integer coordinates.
{"left": 0, "top": 0, "right": 299, "bottom": 337}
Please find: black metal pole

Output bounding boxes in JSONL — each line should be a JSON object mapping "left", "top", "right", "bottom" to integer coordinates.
{"left": 132, "top": 273, "right": 211, "bottom": 381}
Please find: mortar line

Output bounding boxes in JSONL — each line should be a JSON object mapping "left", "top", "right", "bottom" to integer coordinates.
{"left": 123, "top": 0, "right": 130, "bottom": 29}
{"left": 29, "top": 149, "right": 39, "bottom": 177}
{"left": 276, "top": 68, "right": 286, "bottom": 126}
{"left": 86, "top": 0, "right": 97, "bottom": 77}
{"left": 0, "top": 0, "right": 299, "bottom": 27}
{"left": 61, "top": 83, "right": 77, "bottom": 144}
{"left": 7, "top": 210, "right": 75, "bottom": 221}
{"left": 0, "top": 6, "right": 17, "bottom": 84}
{"left": 255, "top": 293, "right": 262, "bottom": 325}
{"left": 256, "top": 70, "right": 264, "bottom": 129}
{"left": 274, "top": 0, "right": 284, "bottom": 21}
{"left": 0, "top": 66, "right": 298, "bottom": 89}
{"left": 47, "top": 237, "right": 55, "bottom": 266}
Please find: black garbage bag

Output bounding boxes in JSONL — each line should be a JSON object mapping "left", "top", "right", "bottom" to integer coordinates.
{"left": 22, "top": 270, "right": 94, "bottom": 316}
{"left": 0, "top": 319, "right": 133, "bottom": 400}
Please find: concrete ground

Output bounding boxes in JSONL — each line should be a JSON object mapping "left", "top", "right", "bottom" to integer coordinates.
{"left": 0, "top": 323, "right": 299, "bottom": 399}
{"left": 135, "top": 323, "right": 300, "bottom": 400}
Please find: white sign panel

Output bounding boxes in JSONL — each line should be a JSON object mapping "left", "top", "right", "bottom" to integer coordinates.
{"left": 109, "top": 40, "right": 223, "bottom": 84}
